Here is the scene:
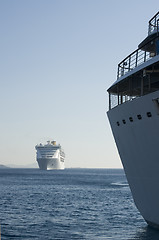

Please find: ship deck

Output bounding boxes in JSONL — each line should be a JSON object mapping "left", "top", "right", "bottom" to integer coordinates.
{"left": 108, "top": 12, "right": 159, "bottom": 110}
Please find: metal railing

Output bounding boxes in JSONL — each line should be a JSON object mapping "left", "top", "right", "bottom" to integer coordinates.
{"left": 117, "top": 12, "right": 159, "bottom": 80}
{"left": 148, "top": 11, "right": 159, "bottom": 35}
{"left": 117, "top": 47, "right": 153, "bottom": 79}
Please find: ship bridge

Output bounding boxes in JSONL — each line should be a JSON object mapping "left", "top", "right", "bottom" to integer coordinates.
{"left": 108, "top": 12, "right": 159, "bottom": 110}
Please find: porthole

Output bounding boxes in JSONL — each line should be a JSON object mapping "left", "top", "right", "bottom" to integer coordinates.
{"left": 129, "top": 117, "right": 133, "bottom": 122}
{"left": 137, "top": 114, "right": 142, "bottom": 120}
{"left": 147, "top": 112, "right": 152, "bottom": 117}
{"left": 116, "top": 121, "right": 120, "bottom": 126}
{"left": 122, "top": 119, "right": 126, "bottom": 124}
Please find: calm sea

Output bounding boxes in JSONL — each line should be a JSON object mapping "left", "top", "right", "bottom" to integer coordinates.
{"left": 0, "top": 168, "right": 159, "bottom": 240}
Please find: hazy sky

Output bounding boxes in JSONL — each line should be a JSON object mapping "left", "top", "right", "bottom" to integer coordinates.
{"left": 0, "top": 0, "right": 158, "bottom": 168}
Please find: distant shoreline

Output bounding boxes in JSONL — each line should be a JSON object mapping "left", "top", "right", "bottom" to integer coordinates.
{"left": 0, "top": 164, "right": 10, "bottom": 169}
{"left": 0, "top": 166, "right": 123, "bottom": 170}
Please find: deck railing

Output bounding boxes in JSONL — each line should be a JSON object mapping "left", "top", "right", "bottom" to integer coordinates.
{"left": 148, "top": 11, "right": 159, "bottom": 35}
{"left": 117, "top": 48, "right": 153, "bottom": 79}
{"left": 117, "top": 12, "right": 159, "bottom": 80}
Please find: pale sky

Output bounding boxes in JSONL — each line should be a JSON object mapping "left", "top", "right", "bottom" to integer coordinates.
{"left": 0, "top": 0, "right": 158, "bottom": 168}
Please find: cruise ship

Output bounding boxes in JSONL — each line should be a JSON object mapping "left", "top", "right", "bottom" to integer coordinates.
{"left": 35, "top": 140, "right": 65, "bottom": 170}
{"left": 107, "top": 12, "right": 159, "bottom": 228}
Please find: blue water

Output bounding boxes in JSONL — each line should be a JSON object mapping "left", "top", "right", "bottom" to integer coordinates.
{"left": 0, "top": 168, "right": 159, "bottom": 240}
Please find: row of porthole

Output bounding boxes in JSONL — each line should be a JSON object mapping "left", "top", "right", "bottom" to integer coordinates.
{"left": 116, "top": 112, "right": 152, "bottom": 126}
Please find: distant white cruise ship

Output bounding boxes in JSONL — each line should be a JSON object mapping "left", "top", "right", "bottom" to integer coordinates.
{"left": 35, "top": 140, "right": 65, "bottom": 170}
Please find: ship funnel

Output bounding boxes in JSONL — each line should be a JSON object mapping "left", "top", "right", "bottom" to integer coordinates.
{"left": 51, "top": 140, "right": 56, "bottom": 145}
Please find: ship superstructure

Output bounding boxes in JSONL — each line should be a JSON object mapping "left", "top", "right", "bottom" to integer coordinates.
{"left": 107, "top": 12, "right": 159, "bottom": 228}
{"left": 35, "top": 140, "right": 65, "bottom": 170}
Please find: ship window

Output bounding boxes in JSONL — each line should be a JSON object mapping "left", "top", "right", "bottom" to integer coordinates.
{"left": 147, "top": 112, "right": 152, "bottom": 117}
{"left": 137, "top": 114, "right": 142, "bottom": 120}
{"left": 122, "top": 119, "right": 126, "bottom": 124}
{"left": 129, "top": 117, "right": 133, "bottom": 122}
{"left": 152, "top": 98, "right": 159, "bottom": 115}
{"left": 116, "top": 121, "right": 120, "bottom": 126}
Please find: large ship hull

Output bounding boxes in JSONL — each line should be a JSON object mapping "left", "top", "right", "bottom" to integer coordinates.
{"left": 35, "top": 140, "right": 65, "bottom": 170}
{"left": 37, "top": 157, "right": 64, "bottom": 170}
{"left": 107, "top": 90, "right": 159, "bottom": 227}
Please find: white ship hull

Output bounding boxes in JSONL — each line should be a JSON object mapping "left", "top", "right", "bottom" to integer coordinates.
{"left": 107, "top": 90, "right": 159, "bottom": 227}
{"left": 37, "top": 157, "right": 64, "bottom": 170}
{"left": 107, "top": 12, "right": 159, "bottom": 228}
{"left": 35, "top": 140, "right": 65, "bottom": 170}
